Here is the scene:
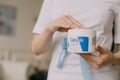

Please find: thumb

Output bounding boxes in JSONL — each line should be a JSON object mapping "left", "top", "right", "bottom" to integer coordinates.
{"left": 95, "top": 44, "right": 105, "bottom": 54}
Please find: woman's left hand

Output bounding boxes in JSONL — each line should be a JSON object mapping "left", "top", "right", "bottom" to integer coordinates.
{"left": 80, "top": 44, "right": 115, "bottom": 68}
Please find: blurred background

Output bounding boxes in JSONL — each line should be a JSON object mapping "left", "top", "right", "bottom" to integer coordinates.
{"left": 0, "top": 0, "right": 52, "bottom": 80}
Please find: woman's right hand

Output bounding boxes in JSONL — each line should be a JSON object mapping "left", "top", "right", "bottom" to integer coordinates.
{"left": 32, "top": 15, "right": 84, "bottom": 55}
{"left": 46, "top": 15, "right": 84, "bottom": 33}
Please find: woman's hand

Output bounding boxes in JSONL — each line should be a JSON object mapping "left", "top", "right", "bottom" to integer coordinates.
{"left": 46, "top": 15, "right": 84, "bottom": 33}
{"left": 80, "top": 44, "right": 115, "bottom": 68}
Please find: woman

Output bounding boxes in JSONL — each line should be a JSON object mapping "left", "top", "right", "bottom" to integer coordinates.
{"left": 32, "top": 0, "right": 120, "bottom": 80}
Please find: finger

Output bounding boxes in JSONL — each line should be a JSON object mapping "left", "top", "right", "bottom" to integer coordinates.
{"left": 81, "top": 54, "right": 98, "bottom": 63}
{"left": 70, "top": 24, "right": 79, "bottom": 29}
{"left": 66, "top": 15, "right": 84, "bottom": 28}
{"left": 57, "top": 20, "right": 71, "bottom": 32}
{"left": 58, "top": 18, "right": 71, "bottom": 28}
{"left": 61, "top": 15, "right": 72, "bottom": 24}
{"left": 82, "top": 56, "right": 100, "bottom": 69}
{"left": 95, "top": 44, "right": 106, "bottom": 54}
{"left": 56, "top": 20, "right": 71, "bottom": 29}
{"left": 62, "top": 16, "right": 78, "bottom": 29}
{"left": 60, "top": 15, "right": 83, "bottom": 29}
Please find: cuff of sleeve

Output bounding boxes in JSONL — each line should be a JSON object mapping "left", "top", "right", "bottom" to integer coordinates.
{"left": 32, "top": 29, "right": 43, "bottom": 34}
{"left": 32, "top": 26, "right": 44, "bottom": 34}
{"left": 114, "top": 34, "right": 120, "bottom": 44}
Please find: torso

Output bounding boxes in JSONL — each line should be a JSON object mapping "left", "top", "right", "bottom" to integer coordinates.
{"left": 47, "top": 0, "right": 119, "bottom": 80}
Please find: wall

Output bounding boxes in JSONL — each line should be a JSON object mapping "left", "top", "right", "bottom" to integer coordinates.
{"left": 0, "top": 0, "right": 43, "bottom": 51}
